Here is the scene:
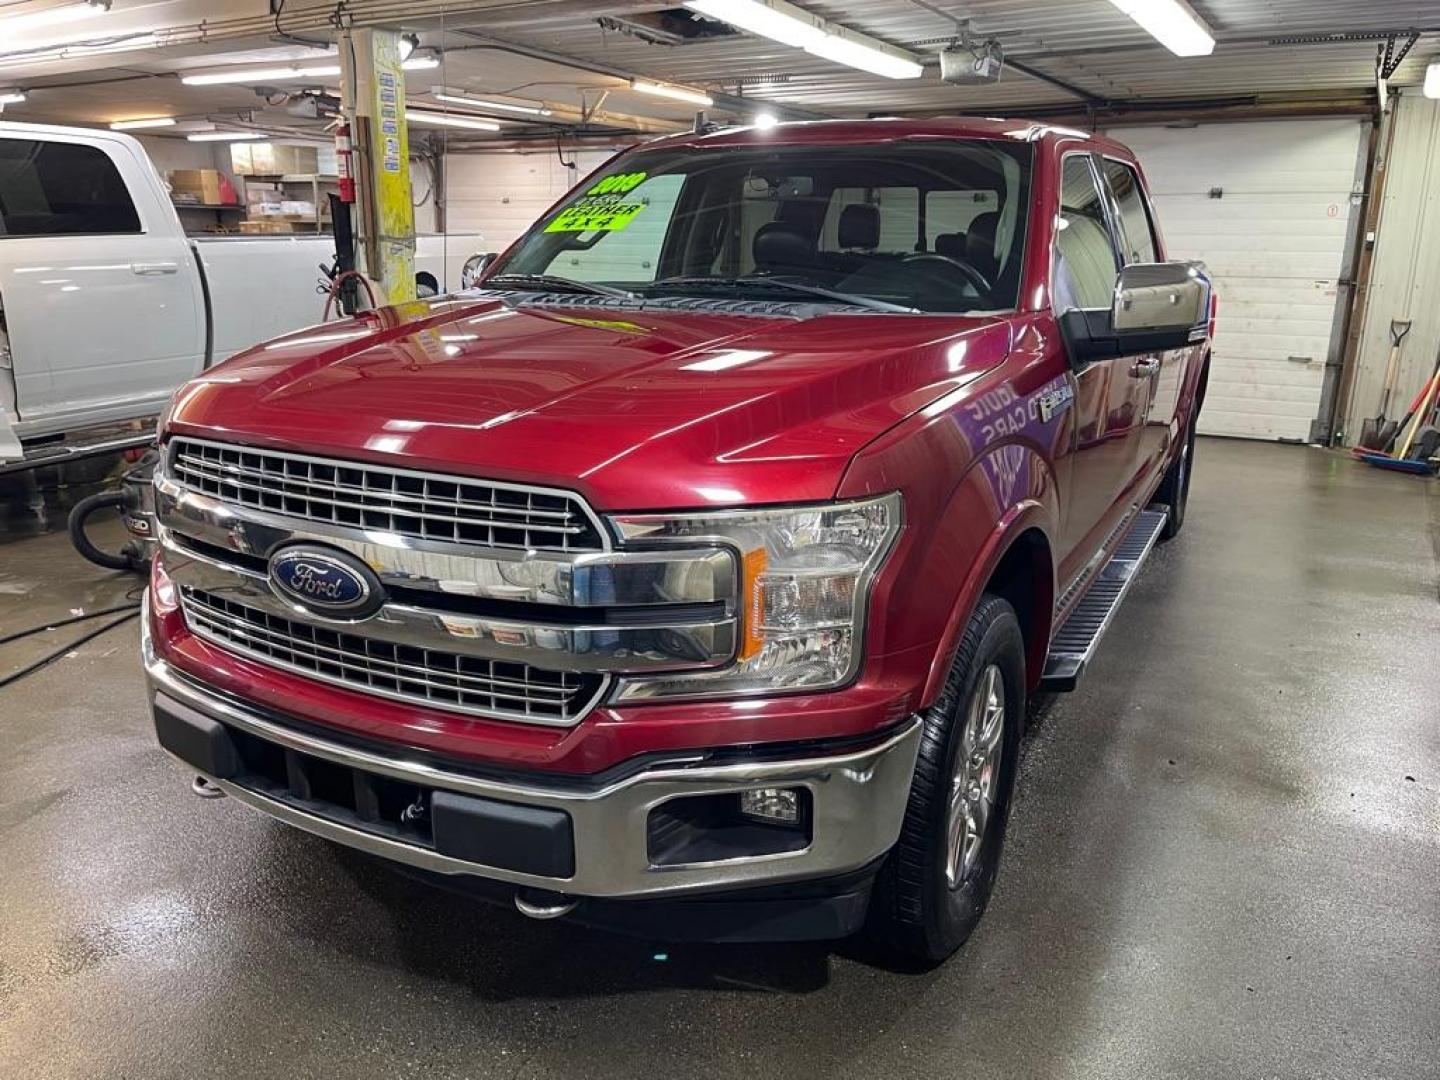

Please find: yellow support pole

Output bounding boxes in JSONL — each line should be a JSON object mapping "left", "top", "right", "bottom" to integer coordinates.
{"left": 339, "top": 27, "right": 416, "bottom": 306}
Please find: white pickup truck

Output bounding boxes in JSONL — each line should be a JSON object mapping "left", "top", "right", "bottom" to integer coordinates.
{"left": 0, "top": 121, "right": 484, "bottom": 465}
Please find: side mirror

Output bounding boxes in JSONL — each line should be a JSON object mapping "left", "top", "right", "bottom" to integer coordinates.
{"left": 1114, "top": 261, "right": 1209, "bottom": 334}
{"left": 461, "top": 252, "right": 498, "bottom": 289}
{"left": 1060, "top": 261, "right": 1212, "bottom": 365}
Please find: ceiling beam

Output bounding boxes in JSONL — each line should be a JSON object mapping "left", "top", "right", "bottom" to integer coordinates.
{"left": 447, "top": 28, "right": 833, "bottom": 121}
{"left": 1003, "top": 57, "right": 1107, "bottom": 105}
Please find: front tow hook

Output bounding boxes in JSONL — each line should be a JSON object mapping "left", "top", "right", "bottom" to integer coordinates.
{"left": 191, "top": 775, "right": 226, "bottom": 799}
{"left": 515, "top": 888, "right": 578, "bottom": 920}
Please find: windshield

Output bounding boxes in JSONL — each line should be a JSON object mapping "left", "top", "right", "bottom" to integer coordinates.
{"left": 489, "top": 140, "right": 1033, "bottom": 314}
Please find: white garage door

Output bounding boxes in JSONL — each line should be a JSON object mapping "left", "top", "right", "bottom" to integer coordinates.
{"left": 1107, "top": 120, "right": 1365, "bottom": 441}
{"left": 441, "top": 148, "right": 623, "bottom": 251}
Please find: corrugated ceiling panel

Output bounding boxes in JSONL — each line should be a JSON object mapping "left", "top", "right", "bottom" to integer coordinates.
{"left": 467, "top": 0, "right": 1437, "bottom": 116}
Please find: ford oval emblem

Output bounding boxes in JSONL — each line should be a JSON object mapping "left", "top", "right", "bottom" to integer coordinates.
{"left": 268, "top": 546, "right": 383, "bottom": 619}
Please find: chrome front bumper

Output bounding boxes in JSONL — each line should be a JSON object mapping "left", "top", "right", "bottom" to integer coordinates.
{"left": 144, "top": 611, "right": 921, "bottom": 900}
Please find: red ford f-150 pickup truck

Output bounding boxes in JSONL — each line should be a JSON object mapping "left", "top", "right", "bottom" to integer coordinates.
{"left": 144, "top": 118, "right": 1211, "bottom": 963}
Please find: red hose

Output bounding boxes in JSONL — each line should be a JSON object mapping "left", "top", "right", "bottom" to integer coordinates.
{"left": 323, "top": 269, "right": 379, "bottom": 321}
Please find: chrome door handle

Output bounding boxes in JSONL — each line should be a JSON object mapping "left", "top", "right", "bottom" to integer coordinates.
{"left": 1129, "top": 357, "right": 1160, "bottom": 378}
{"left": 130, "top": 261, "right": 179, "bottom": 276}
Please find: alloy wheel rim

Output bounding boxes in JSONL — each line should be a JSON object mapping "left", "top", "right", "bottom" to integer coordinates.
{"left": 945, "top": 663, "right": 1005, "bottom": 889}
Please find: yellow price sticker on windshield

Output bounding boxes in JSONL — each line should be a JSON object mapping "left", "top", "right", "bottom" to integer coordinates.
{"left": 544, "top": 200, "right": 644, "bottom": 233}
{"left": 588, "top": 171, "right": 647, "bottom": 196}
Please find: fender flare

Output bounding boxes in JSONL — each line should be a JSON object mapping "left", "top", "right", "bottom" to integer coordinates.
{"left": 1176, "top": 348, "right": 1211, "bottom": 443}
{"left": 919, "top": 498, "right": 1056, "bottom": 706}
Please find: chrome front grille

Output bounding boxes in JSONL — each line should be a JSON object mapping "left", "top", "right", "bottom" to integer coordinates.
{"left": 180, "top": 588, "right": 605, "bottom": 725}
{"left": 168, "top": 438, "right": 604, "bottom": 553}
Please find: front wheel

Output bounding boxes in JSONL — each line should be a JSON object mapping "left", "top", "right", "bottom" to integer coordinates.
{"left": 866, "top": 593, "right": 1026, "bottom": 965}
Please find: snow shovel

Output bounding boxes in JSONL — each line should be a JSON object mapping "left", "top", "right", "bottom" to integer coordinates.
{"left": 1358, "top": 318, "right": 1411, "bottom": 450}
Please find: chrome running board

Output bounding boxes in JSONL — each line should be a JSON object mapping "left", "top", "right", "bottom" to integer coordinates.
{"left": 1041, "top": 508, "right": 1168, "bottom": 692}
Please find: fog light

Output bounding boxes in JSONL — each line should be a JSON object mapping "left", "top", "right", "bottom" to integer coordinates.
{"left": 739, "top": 787, "right": 802, "bottom": 826}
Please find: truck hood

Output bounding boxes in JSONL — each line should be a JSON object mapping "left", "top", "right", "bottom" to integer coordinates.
{"left": 167, "top": 294, "right": 1012, "bottom": 511}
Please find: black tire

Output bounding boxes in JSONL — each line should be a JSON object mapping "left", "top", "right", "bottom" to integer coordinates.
{"left": 866, "top": 593, "right": 1026, "bottom": 965}
{"left": 67, "top": 491, "right": 146, "bottom": 573}
{"left": 1155, "top": 416, "right": 1196, "bottom": 542}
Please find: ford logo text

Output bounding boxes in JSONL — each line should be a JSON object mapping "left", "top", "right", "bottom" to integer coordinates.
{"left": 267, "top": 546, "right": 382, "bottom": 618}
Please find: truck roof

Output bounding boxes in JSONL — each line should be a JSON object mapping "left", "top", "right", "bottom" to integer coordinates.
{"left": 642, "top": 116, "right": 1137, "bottom": 158}
{"left": 0, "top": 118, "right": 145, "bottom": 152}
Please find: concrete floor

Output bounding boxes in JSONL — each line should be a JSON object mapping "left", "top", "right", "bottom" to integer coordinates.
{"left": 0, "top": 439, "right": 1436, "bottom": 1080}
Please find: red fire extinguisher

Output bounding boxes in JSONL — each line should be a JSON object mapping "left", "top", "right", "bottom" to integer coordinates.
{"left": 335, "top": 122, "right": 355, "bottom": 203}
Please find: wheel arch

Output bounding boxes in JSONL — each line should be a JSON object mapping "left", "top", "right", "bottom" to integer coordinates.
{"left": 920, "top": 506, "right": 1057, "bottom": 704}
{"left": 979, "top": 526, "right": 1054, "bottom": 692}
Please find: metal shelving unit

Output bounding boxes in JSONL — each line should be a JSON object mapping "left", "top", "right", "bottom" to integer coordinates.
{"left": 238, "top": 173, "right": 340, "bottom": 232}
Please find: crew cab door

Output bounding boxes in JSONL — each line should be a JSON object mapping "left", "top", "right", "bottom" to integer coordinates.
{"left": 1053, "top": 153, "right": 1152, "bottom": 568}
{"left": 1099, "top": 156, "right": 1192, "bottom": 489}
{"left": 0, "top": 132, "right": 206, "bottom": 430}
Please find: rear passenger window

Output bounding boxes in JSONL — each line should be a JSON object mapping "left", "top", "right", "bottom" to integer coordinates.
{"left": 1103, "top": 160, "right": 1158, "bottom": 264}
{"left": 820, "top": 187, "right": 919, "bottom": 253}
{"left": 925, "top": 189, "right": 997, "bottom": 248}
{"left": 0, "top": 139, "right": 141, "bottom": 237}
{"left": 1054, "top": 156, "right": 1120, "bottom": 311}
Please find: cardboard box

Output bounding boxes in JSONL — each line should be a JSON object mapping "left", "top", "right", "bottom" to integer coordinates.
{"left": 233, "top": 143, "right": 319, "bottom": 176}
{"left": 238, "top": 219, "right": 295, "bottom": 234}
{"left": 229, "top": 144, "right": 253, "bottom": 174}
{"left": 169, "top": 168, "right": 229, "bottom": 206}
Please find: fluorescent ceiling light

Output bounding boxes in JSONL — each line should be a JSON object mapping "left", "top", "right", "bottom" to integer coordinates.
{"left": 183, "top": 54, "right": 439, "bottom": 86}
{"left": 109, "top": 117, "right": 176, "bottom": 130}
{"left": 807, "top": 29, "right": 924, "bottom": 79}
{"left": 1426, "top": 62, "right": 1440, "bottom": 100}
{"left": 0, "top": 90, "right": 26, "bottom": 105}
{"left": 404, "top": 109, "right": 501, "bottom": 132}
{"left": 431, "top": 88, "right": 552, "bottom": 116}
{"left": 0, "top": 0, "right": 109, "bottom": 35}
{"left": 753, "top": 111, "right": 778, "bottom": 129}
{"left": 182, "top": 64, "right": 338, "bottom": 86}
{"left": 1106, "top": 0, "right": 1215, "bottom": 57}
{"left": 684, "top": 0, "right": 922, "bottom": 79}
{"left": 187, "top": 131, "right": 267, "bottom": 142}
{"left": 686, "top": 0, "right": 825, "bottom": 49}
{"left": 630, "top": 79, "right": 713, "bottom": 106}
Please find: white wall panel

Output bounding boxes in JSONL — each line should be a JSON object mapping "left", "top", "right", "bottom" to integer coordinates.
{"left": 441, "top": 146, "right": 626, "bottom": 254}
{"left": 1108, "top": 119, "right": 1365, "bottom": 441}
{"left": 1343, "top": 92, "right": 1440, "bottom": 444}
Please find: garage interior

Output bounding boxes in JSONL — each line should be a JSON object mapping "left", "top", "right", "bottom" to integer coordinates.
{"left": 1, "top": 0, "right": 1438, "bottom": 1077}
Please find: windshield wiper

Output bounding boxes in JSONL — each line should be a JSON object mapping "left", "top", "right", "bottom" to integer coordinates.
{"left": 484, "top": 273, "right": 637, "bottom": 300}
{"left": 646, "top": 275, "right": 917, "bottom": 314}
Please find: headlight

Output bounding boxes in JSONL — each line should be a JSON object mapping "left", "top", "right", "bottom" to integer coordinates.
{"left": 609, "top": 493, "right": 902, "bottom": 702}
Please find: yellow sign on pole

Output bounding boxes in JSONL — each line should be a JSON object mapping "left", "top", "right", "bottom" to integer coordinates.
{"left": 343, "top": 28, "right": 416, "bottom": 306}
